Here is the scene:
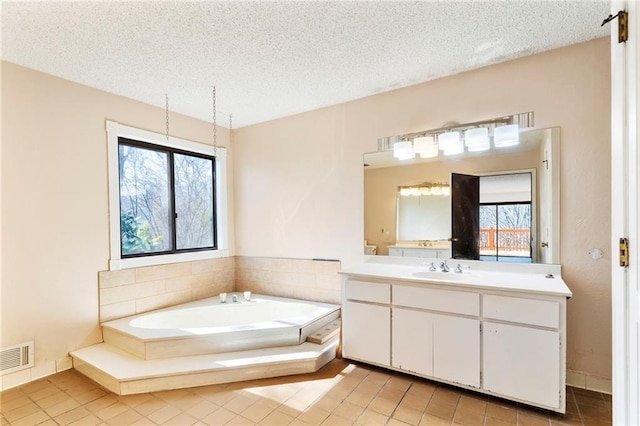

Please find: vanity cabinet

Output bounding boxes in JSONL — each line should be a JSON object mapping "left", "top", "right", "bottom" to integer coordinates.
{"left": 388, "top": 247, "right": 450, "bottom": 259}
{"left": 341, "top": 280, "right": 390, "bottom": 367}
{"left": 482, "top": 295, "right": 561, "bottom": 408}
{"left": 340, "top": 269, "right": 569, "bottom": 414}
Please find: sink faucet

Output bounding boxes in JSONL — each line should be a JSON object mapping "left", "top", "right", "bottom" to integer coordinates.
{"left": 428, "top": 262, "right": 437, "bottom": 272}
{"left": 454, "top": 264, "right": 464, "bottom": 273}
{"left": 440, "top": 260, "right": 450, "bottom": 273}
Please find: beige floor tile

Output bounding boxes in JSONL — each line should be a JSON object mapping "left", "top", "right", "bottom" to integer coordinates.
{"left": 484, "top": 417, "right": 517, "bottom": 426}
{"left": 104, "top": 408, "right": 144, "bottom": 425}
{"left": 453, "top": 408, "right": 485, "bottom": 426}
{"left": 425, "top": 401, "right": 456, "bottom": 422}
{"left": 36, "top": 391, "right": 70, "bottom": 409}
{"left": 162, "top": 412, "right": 199, "bottom": 425}
{"left": 355, "top": 408, "right": 388, "bottom": 425}
{"left": 147, "top": 404, "right": 182, "bottom": 424}
{"left": 487, "top": 403, "right": 518, "bottom": 423}
{"left": 84, "top": 394, "right": 120, "bottom": 414}
{"left": 399, "top": 393, "right": 430, "bottom": 412}
{"left": 378, "top": 386, "right": 408, "bottom": 404}
{"left": 344, "top": 389, "right": 375, "bottom": 408}
{"left": 8, "top": 409, "right": 50, "bottom": 426}
{"left": 296, "top": 406, "right": 331, "bottom": 426}
{"left": 320, "top": 413, "right": 353, "bottom": 426}
{"left": 419, "top": 413, "right": 451, "bottom": 426}
{"left": 68, "top": 414, "right": 103, "bottom": 426}
{"left": 0, "top": 394, "right": 33, "bottom": 412}
{"left": 224, "top": 394, "right": 260, "bottom": 414}
{"left": 53, "top": 406, "right": 91, "bottom": 425}
{"left": 134, "top": 396, "right": 170, "bottom": 417}
{"left": 187, "top": 400, "right": 220, "bottom": 420}
{"left": 241, "top": 399, "right": 277, "bottom": 423}
{"left": 226, "top": 414, "right": 257, "bottom": 425}
{"left": 94, "top": 401, "right": 131, "bottom": 422}
{"left": 457, "top": 395, "right": 487, "bottom": 414}
{"left": 309, "top": 395, "right": 341, "bottom": 414}
{"left": 388, "top": 418, "right": 414, "bottom": 426}
{"left": 119, "top": 393, "right": 157, "bottom": 408}
{"left": 368, "top": 396, "right": 400, "bottom": 417}
{"left": 259, "top": 409, "right": 295, "bottom": 425}
{"left": 516, "top": 411, "right": 551, "bottom": 426}
{"left": 385, "top": 375, "right": 413, "bottom": 392}
{"left": 4, "top": 402, "right": 45, "bottom": 423}
{"left": 72, "top": 388, "right": 109, "bottom": 405}
{"left": 26, "top": 385, "right": 62, "bottom": 402}
{"left": 332, "top": 401, "right": 364, "bottom": 422}
{"left": 407, "top": 382, "right": 438, "bottom": 398}
{"left": 430, "top": 388, "right": 460, "bottom": 407}
{"left": 202, "top": 406, "right": 238, "bottom": 425}
{"left": 392, "top": 405, "right": 424, "bottom": 426}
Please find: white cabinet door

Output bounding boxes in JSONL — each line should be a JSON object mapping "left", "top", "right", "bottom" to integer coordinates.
{"left": 392, "top": 308, "right": 433, "bottom": 376}
{"left": 483, "top": 322, "right": 560, "bottom": 409}
{"left": 433, "top": 315, "right": 480, "bottom": 388}
{"left": 342, "top": 301, "right": 390, "bottom": 366}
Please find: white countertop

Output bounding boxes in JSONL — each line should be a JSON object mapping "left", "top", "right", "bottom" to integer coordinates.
{"left": 339, "top": 260, "right": 572, "bottom": 298}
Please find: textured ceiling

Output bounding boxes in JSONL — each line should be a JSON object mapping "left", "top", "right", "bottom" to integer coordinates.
{"left": 1, "top": 1, "right": 610, "bottom": 128}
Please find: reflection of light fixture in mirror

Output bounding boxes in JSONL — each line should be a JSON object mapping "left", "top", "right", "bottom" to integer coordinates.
{"left": 393, "top": 138, "right": 414, "bottom": 160}
{"left": 398, "top": 182, "right": 450, "bottom": 197}
{"left": 437, "top": 131, "right": 460, "bottom": 151}
{"left": 409, "top": 187, "right": 420, "bottom": 196}
{"left": 494, "top": 124, "right": 520, "bottom": 147}
{"left": 465, "top": 127, "right": 490, "bottom": 151}
{"left": 431, "top": 186, "right": 443, "bottom": 195}
{"left": 442, "top": 186, "right": 451, "bottom": 196}
{"left": 400, "top": 187, "right": 411, "bottom": 196}
{"left": 414, "top": 136, "right": 438, "bottom": 158}
{"left": 420, "top": 186, "right": 431, "bottom": 195}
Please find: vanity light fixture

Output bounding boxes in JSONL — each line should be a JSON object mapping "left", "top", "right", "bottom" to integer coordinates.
{"left": 393, "top": 137, "right": 415, "bottom": 160}
{"left": 464, "top": 127, "right": 490, "bottom": 151}
{"left": 378, "top": 111, "right": 533, "bottom": 158}
{"left": 398, "top": 182, "right": 451, "bottom": 197}
{"left": 493, "top": 124, "right": 520, "bottom": 147}
{"left": 414, "top": 136, "right": 438, "bottom": 158}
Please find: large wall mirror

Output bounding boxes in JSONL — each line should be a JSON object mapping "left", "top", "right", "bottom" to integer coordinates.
{"left": 364, "top": 127, "right": 560, "bottom": 264}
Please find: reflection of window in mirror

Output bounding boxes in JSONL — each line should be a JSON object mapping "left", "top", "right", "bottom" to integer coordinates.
{"left": 479, "top": 173, "right": 532, "bottom": 263}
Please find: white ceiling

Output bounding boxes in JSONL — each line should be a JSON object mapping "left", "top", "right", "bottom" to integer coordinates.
{"left": 1, "top": 1, "right": 610, "bottom": 128}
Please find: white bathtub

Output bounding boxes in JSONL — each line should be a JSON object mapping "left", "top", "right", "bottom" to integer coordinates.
{"left": 101, "top": 294, "right": 341, "bottom": 359}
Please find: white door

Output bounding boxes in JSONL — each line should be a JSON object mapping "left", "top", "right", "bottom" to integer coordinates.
{"left": 433, "top": 314, "right": 480, "bottom": 388}
{"left": 342, "top": 301, "right": 390, "bottom": 366}
{"left": 611, "top": 2, "right": 640, "bottom": 424}
{"left": 392, "top": 308, "right": 433, "bottom": 376}
{"left": 483, "top": 322, "right": 560, "bottom": 410}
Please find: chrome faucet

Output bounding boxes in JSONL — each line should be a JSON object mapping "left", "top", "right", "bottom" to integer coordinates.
{"left": 440, "top": 260, "right": 450, "bottom": 272}
{"left": 428, "top": 262, "right": 437, "bottom": 272}
{"left": 232, "top": 294, "right": 238, "bottom": 303}
{"left": 454, "top": 264, "right": 464, "bottom": 273}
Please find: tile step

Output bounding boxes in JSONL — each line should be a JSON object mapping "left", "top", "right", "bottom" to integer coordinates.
{"left": 70, "top": 337, "right": 339, "bottom": 395}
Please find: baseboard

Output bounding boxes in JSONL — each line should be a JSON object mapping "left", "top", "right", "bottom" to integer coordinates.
{"left": 0, "top": 356, "right": 73, "bottom": 392}
{"left": 567, "top": 370, "right": 612, "bottom": 394}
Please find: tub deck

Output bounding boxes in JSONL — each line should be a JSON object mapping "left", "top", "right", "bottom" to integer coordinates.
{"left": 71, "top": 294, "right": 341, "bottom": 395}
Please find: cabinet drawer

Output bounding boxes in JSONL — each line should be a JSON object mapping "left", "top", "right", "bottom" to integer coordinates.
{"left": 483, "top": 295, "right": 559, "bottom": 328}
{"left": 393, "top": 285, "right": 479, "bottom": 316}
{"left": 345, "top": 280, "right": 390, "bottom": 304}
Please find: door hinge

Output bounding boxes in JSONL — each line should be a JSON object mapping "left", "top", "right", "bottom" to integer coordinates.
{"left": 620, "top": 237, "right": 629, "bottom": 268}
{"left": 601, "top": 10, "right": 628, "bottom": 43}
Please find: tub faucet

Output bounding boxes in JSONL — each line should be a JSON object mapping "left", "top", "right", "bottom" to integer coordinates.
{"left": 232, "top": 294, "right": 238, "bottom": 303}
{"left": 440, "top": 260, "right": 450, "bottom": 273}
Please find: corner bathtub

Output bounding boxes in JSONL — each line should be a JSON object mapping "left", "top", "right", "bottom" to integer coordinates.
{"left": 101, "top": 294, "right": 341, "bottom": 360}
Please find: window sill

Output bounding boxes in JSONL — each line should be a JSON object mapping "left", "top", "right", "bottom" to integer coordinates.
{"left": 109, "top": 249, "right": 229, "bottom": 270}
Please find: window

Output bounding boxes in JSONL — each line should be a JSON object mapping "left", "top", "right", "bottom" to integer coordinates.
{"left": 107, "top": 121, "right": 228, "bottom": 269}
{"left": 118, "top": 138, "right": 216, "bottom": 257}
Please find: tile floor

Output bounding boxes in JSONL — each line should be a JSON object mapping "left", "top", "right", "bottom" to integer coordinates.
{"left": 0, "top": 359, "right": 611, "bottom": 426}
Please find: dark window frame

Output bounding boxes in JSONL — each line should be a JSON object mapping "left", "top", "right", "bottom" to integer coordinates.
{"left": 117, "top": 137, "right": 217, "bottom": 259}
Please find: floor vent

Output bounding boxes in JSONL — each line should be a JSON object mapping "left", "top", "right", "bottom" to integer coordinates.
{"left": 1, "top": 341, "right": 34, "bottom": 375}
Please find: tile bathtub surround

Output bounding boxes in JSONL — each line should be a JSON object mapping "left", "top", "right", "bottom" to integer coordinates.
{"left": 98, "top": 257, "right": 235, "bottom": 322}
{"left": 234, "top": 257, "right": 342, "bottom": 305}
{"left": 0, "top": 359, "right": 610, "bottom": 426}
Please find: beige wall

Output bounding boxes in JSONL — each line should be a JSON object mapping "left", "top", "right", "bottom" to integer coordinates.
{"left": 234, "top": 38, "right": 612, "bottom": 381}
{"left": 365, "top": 149, "right": 539, "bottom": 256}
{"left": 0, "top": 62, "right": 233, "bottom": 385}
